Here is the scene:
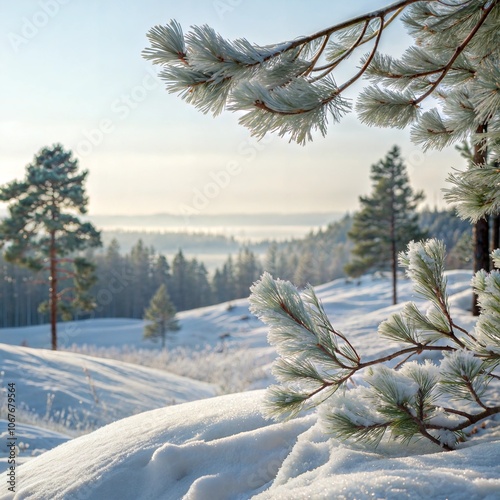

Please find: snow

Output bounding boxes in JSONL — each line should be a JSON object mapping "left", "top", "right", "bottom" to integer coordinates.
{"left": 0, "top": 421, "right": 70, "bottom": 472}
{"left": 0, "top": 344, "right": 216, "bottom": 435}
{"left": 2, "top": 270, "right": 499, "bottom": 499}
{"left": 8, "top": 391, "right": 500, "bottom": 500}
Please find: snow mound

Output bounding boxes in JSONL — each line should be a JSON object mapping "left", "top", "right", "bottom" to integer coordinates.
{"left": 0, "top": 344, "right": 217, "bottom": 431}
{"left": 9, "top": 391, "right": 500, "bottom": 500}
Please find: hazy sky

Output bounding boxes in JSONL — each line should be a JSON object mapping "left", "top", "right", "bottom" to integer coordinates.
{"left": 0, "top": 0, "right": 462, "bottom": 216}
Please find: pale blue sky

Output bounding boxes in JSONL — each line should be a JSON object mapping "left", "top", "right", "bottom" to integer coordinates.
{"left": 0, "top": 0, "right": 461, "bottom": 216}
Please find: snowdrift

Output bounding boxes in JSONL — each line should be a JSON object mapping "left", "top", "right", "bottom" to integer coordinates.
{"left": 9, "top": 391, "right": 500, "bottom": 500}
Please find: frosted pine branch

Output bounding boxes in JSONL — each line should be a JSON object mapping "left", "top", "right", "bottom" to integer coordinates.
{"left": 444, "top": 165, "right": 500, "bottom": 223}
{"left": 251, "top": 240, "right": 500, "bottom": 450}
{"left": 144, "top": 1, "right": 500, "bottom": 144}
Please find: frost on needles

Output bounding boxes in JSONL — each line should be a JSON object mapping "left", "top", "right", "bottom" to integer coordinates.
{"left": 143, "top": 2, "right": 500, "bottom": 146}
{"left": 249, "top": 239, "right": 500, "bottom": 451}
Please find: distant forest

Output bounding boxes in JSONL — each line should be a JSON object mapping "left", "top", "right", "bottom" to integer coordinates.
{"left": 0, "top": 209, "right": 472, "bottom": 328}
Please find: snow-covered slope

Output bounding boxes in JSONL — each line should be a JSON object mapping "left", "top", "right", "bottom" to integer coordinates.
{"left": 0, "top": 344, "right": 217, "bottom": 432}
{"left": 3, "top": 270, "right": 497, "bottom": 499}
{"left": 9, "top": 391, "right": 500, "bottom": 500}
{"left": 0, "top": 421, "right": 70, "bottom": 474}
{"left": 0, "top": 299, "right": 265, "bottom": 351}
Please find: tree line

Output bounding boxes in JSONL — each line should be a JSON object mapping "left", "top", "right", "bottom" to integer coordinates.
{"left": 0, "top": 144, "right": 473, "bottom": 341}
{"left": 0, "top": 205, "right": 471, "bottom": 329}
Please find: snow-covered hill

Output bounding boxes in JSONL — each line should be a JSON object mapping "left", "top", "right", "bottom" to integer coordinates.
{"left": 0, "top": 298, "right": 265, "bottom": 351}
{"left": 9, "top": 391, "right": 500, "bottom": 500}
{"left": 0, "top": 344, "right": 216, "bottom": 430}
{"left": 2, "top": 270, "right": 499, "bottom": 499}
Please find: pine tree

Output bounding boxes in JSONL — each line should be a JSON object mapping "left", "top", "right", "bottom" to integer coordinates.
{"left": 293, "top": 249, "right": 317, "bottom": 288}
{"left": 191, "top": 261, "right": 213, "bottom": 307}
{"left": 345, "top": 146, "right": 425, "bottom": 304}
{"left": 129, "top": 240, "right": 152, "bottom": 318}
{"left": 152, "top": 254, "right": 171, "bottom": 293}
{"left": 0, "top": 144, "right": 101, "bottom": 350}
{"left": 170, "top": 250, "right": 189, "bottom": 310}
{"left": 235, "top": 247, "right": 262, "bottom": 298}
{"left": 212, "top": 255, "right": 237, "bottom": 303}
{"left": 101, "top": 239, "right": 124, "bottom": 317}
{"left": 143, "top": 284, "right": 180, "bottom": 349}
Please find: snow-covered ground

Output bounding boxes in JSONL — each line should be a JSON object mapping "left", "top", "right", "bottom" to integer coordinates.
{"left": 2, "top": 271, "right": 499, "bottom": 499}
{"left": 0, "top": 344, "right": 217, "bottom": 433}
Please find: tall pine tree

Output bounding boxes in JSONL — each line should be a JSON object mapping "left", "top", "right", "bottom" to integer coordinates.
{"left": 0, "top": 144, "right": 101, "bottom": 349}
{"left": 143, "top": 284, "right": 180, "bottom": 349}
{"left": 345, "top": 146, "right": 425, "bottom": 304}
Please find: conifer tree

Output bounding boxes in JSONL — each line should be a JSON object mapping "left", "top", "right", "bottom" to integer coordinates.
{"left": 0, "top": 144, "right": 101, "bottom": 350}
{"left": 212, "top": 255, "right": 237, "bottom": 303}
{"left": 345, "top": 146, "right": 425, "bottom": 304}
{"left": 170, "top": 250, "right": 188, "bottom": 310}
{"left": 235, "top": 247, "right": 262, "bottom": 298}
{"left": 143, "top": 284, "right": 180, "bottom": 349}
{"left": 129, "top": 240, "right": 152, "bottom": 318}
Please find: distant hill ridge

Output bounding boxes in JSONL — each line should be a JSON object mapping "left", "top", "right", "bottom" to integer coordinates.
{"left": 86, "top": 212, "right": 343, "bottom": 229}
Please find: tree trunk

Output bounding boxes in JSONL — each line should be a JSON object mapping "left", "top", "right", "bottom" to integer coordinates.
{"left": 390, "top": 175, "right": 397, "bottom": 305}
{"left": 50, "top": 230, "right": 58, "bottom": 350}
{"left": 161, "top": 323, "right": 166, "bottom": 349}
{"left": 491, "top": 160, "right": 500, "bottom": 269}
{"left": 391, "top": 237, "right": 397, "bottom": 306}
{"left": 472, "top": 124, "right": 489, "bottom": 316}
{"left": 492, "top": 215, "right": 500, "bottom": 263}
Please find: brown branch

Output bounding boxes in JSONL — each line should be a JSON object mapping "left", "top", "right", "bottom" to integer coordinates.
{"left": 276, "top": 0, "right": 425, "bottom": 57}
{"left": 464, "top": 377, "right": 488, "bottom": 410}
{"left": 431, "top": 283, "right": 467, "bottom": 348}
{"left": 336, "top": 15, "right": 385, "bottom": 95}
{"left": 304, "top": 35, "right": 331, "bottom": 77}
{"left": 399, "top": 403, "right": 454, "bottom": 450}
{"left": 311, "top": 20, "right": 369, "bottom": 77}
{"left": 441, "top": 406, "right": 474, "bottom": 420}
{"left": 394, "top": 350, "right": 418, "bottom": 369}
{"left": 448, "top": 406, "right": 500, "bottom": 431}
{"left": 358, "top": 344, "right": 455, "bottom": 370}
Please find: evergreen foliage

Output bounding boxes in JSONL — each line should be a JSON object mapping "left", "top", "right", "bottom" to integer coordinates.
{"left": 250, "top": 239, "right": 500, "bottom": 450}
{"left": 0, "top": 144, "right": 101, "bottom": 349}
{"left": 0, "top": 210, "right": 471, "bottom": 328}
{"left": 143, "top": 284, "right": 180, "bottom": 349}
{"left": 144, "top": 1, "right": 500, "bottom": 309}
{"left": 143, "top": 2, "right": 500, "bottom": 149}
{"left": 213, "top": 248, "right": 263, "bottom": 301}
{"left": 345, "top": 146, "right": 426, "bottom": 304}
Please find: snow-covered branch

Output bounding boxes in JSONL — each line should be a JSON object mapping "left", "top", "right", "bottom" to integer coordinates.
{"left": 250, "top": 239, "right": 500, "bottom": 450}
{"left": 144, "top": 0, "right": 500, "bottom": 144}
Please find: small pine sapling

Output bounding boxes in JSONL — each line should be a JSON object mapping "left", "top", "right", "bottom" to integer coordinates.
{"left": 143, "top": 284, "right": 180, "bottom": 349}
